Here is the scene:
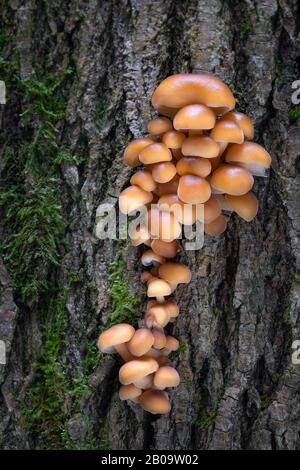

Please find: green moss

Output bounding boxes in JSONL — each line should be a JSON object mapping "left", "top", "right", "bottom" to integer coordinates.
{"left": 288, "top": 107, "right": 300, "bottom": 121}
{"left": 99, "top": 417, "right": 110, "bottom": 450}
{"left": 194, "top": 397, "right": 218, "bottom": 430}
{"left": 240, "top": 21, "right": 252, "bottom": 40}
{"left": 261, "top": 396, "right": 272, "bottom": 410}
{"left": 271, "top": 373, "right": 280, "bottom": 385}
{"left": 177, "top": 340, "right": 187, "bottom": 354}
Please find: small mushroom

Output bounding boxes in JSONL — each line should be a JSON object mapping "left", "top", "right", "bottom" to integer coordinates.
{"left": 178, "top": 174, "right": 211, "bottom": 204}
{"left": 225, "top": 192, "right": 258, "bottom": 222}
{"left": 127, "top": 328, "right": 155, "bottom": 357}
{"left": 176, "top": 157, "right": 212, "bottom": 178}
{"left": 151, "top": 239, "right": 181, "bottom": 259}
{"left": 204, "top": 195, "right": 222, "bottom": 224}
{"left": 148, "top": 116, "right": 173, "bottom": 135}
{"left": 182, "top": 135, "right": 220, "bottom": 158}
{"left": 210, "top": 164, "right": 254, "bottom": 196}
{"left": 162, "top": 130, "right": 186, "bottom": 149}
{"left": 119, "top": 185, "right": 153, "bottom": 214}
{"left": 154, "top": 366, "right": 180, "bottom": 389}
{"left": 145, "top": 303, "right": 171, "bottom": 327}
{"left": 146, "top": 207, "right": 181, "bottom": 242}
{"left": 210, "top": 119, "right": 244, "bottom": 144}
{"left": 97, "top": 323, "right": 135, "bottom": 361}
{"left": 139, "top": 389, "right": 171, "bottom": 414}
{"left": 147, "top": 278, "right": 172, "bottom": 302}
{"left": 173, "top": 104, "right": 216, "bottom": 131}
{"left": 124, "top": 137, "right": 154, "bottom": 167}
{"left": 119, "top": 356, "right": 159, "bottom": 385}
{"left": 151, "top": 161, "right": 177, "bottom": 183}
{"left": 134, "top": 374, "right": 154, "bottom": 389}
{"left": 154, "top": 175, "right": 180, "bottom": 196}
{"left": 139, "top": 142, "right": 172, "bottom": 164}
{"left": 161, "top": 335, "right": 180, "bottom": 355}
{"left": 224, "top": 142, "right": 272, "bottom": 176}
{"left": 204, "top": 214, "right": 228, "bottom": 236}
{"left": 130, "top": 170, "right": 157, "bottom": 192}
{"left": 119, "top": 384, "right": 142, "bottom": 402}
{"left": 141, "top": 249, "right": 166, "bottom": 266}
{"left": 158, "top": 193, "right": 198, "bottom": 225}
{"left": 223, "top": 111, "right": 254, "bottom": 140}
{"left": 152, "top": 328, "right": 167, "bottom": 349}
{"left": 158, "top": 262, "right": 192, "bottom": 291}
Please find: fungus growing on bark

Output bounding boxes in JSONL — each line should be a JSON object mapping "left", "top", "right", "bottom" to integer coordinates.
{"left": 97, "top": 73, "right": 271, "bottom": 416}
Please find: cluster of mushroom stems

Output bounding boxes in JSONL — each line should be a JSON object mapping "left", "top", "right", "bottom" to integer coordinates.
{"left": 97, "top": 74, "right": 271, "bottom": 415}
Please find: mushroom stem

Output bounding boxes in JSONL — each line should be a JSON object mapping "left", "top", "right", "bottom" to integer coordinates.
{"left": 114, "top": 343, "right": 133, "bottom": 362}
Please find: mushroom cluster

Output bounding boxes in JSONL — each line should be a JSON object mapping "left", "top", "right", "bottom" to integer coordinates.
{"left": 97, "top": 74, "right": 272, "bottom": 414}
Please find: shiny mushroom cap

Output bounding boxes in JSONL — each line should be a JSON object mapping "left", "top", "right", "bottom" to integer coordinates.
{"left": 124, "top": 137, "right": 154, "bottom": 167}
{"left": 119, "top": 384, "right": 142, "bottom": 401}
{"left": 119, "top": 185, "right": 153, "bottom": 214}
{"left": 158, "top": 262, "right": 192, "bottom": 289}
{"left": 204, "top": 214, "right": 228, "bottom": 236}
{"left": 178, "top": 174, "right": 211, "bottom": 204}
{"left": 210, "top": 119, "right": 244, "bottom": 144}
{"left": 147, "top": 278, "right": 172, "bottom": 300}
{"left": 148, "top": 116, "right": 173, "bottom": 135}
{"left": 210, "top": 164, "right": 254, "bottom": 196}
{"left": 139, "top": 389, "right": 171, "bottom": 414}
{"left": 151, "top": 74, "right": 235, "bottom": 116}
{"left": 145, "top": 304, "right": 170, "bottom": 328}
{"left": 139, "top": 142, "right": 172, "bottom": 164}
{"left": 152, "top": 161, "right": 177, "bottom": 183}
{"left": 119, "top": 357, "right": 159, "bottom": 385}
{"left": 146, "top": 207, "right": 181, "bottom": 242}
{"left": 162, "top": 335, "right": 180, "bottom": 355}
{"left": 182, "top": 135, "right": 220, "bottom": 158}
{"left": 225, "top": 192, "right": 258, "bottom": 222}
{"left": 154, "top": 366, "right": 180, "bottom": 389}
{"left": 154, "top": 175, "right": 180, "bottom": 196}
{"left": 173, "top": 104, "right": 216, "bottom": 130}
{"left": 151, "top": 239, "right": 181, "bottom": 259}
{"left": 127, "top": 328, "right": 155, "bottom": 357}
{"left": 204, "top": 195, "right": 222, "bottom": 224}
{"left": 224, "top": 142, "right": 272, "bottom": 176}
{"left": 162, "top": 130, "right": 186, "bottom": 149}
{"left": 176, "top": 157, "right": 212, "bottom": 178}
{"left": 97, "top": 323, "right": 135, "bottom": 354}
{"left": 130, "top": 170, "right": 156, "bottom": 192}
{"left": 141, "top": 249, "right": 166, "bottom": 266}
{"left": 223, "top": 111, "right": 254, "bottom": 140}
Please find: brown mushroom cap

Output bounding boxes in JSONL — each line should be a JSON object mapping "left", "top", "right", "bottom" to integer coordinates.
{"left": 146, "top": 207, "right": 181, "bottom": 242}
{"left": 154, "top": 175, "right": 180, "bottom": 196}
{"left": 224, "top": 142, "right": 272, "bottom": 176}
{"left": 214, "top": 194, "right": 234, "bottom": 211}
{"left": 145, "top": 304, "right": 170, "bottom": 328}
{"left": 141, "top": 249, "right": 166, "bottom": 266}
{"left": 147, "top": 278, "right": 172, "bottom": 299}
{"left": 163, "top": 299, "right": 179, "bottom": 318}
{"left": 139, "top": 142, "right": 172, "bottom": 164}
{"left": 130, "top": 170, "right": 156, "bottom": 192}
{"left": 178, "top": 175, "right": 211, "bottom": 204}
{"left": 173, "top": 104, "right": 216, "bottom": 131}
{"left": 134, "top": 374, "right": 154, "bottom": 389}
{"left": 204, "top": 195, "right": 222, "bottom": 224}
{"left": 176, "top": 157, "right": 212, "bottom": 178}
{"left": 119, "top": 384, "right": 142, "bottom": 401}
{"left": 151, "top": 74, "right": 235, "bottom": 116}
{"left": 151, "top": 239, "right": 181, "bottom": 258}
{"left": 157, "top": 356, "right": 172, "bottom": 367}
{"left": 223, "top": 111, "right": 254, "bottom": 140}
{"left": 210, "top": 164, "right": 254, "bottom": 196}
{"left": 204, "top": 214, "right": 228, "bottom": 236}
{"left": 119, "top": 357, "right": 159, "bottom": 385}
{"left": 171, "top": 148, "right": 185, "bottom": 161}
{"left": 162, "top": 130, "right": 186, "bottom": 149}
{"left": 162, "top": 335, "right": 180, "bottom": 355}
{"left": 119, "top": 185, "right": 153, "bottom": 214}
{"left": 158, "top": 262, "right": 192, "bottom": 288}
{"left": 182, "top": 135, "right": 220, "bottom": 158}
{"left": 152, "top": 162, "right": 177, "bottom": 183}
{"left": 210, "top": 119, "right": 244, "bottom": 144}
{"left": 154, "top": 366, "right": 180, "bottom": 389}
{"left": 127, "top": 328, "right": 155, "bottom": 357}
{"left": 97, "top": 323, "right": 135, "bottom": 360}
{"left": 148, "top": 116, "right": 173, "bottom": 135}
{"left": 225, "top": 192, "right": 258, "bottom": 222}
{"left": 152, "top": 329, "right": 167, "bottom": 349}
{"left": 124, "top": 137, "right": 154, "bottom": 167}
{"left": 139, "top": 389, "right": 171, "bottom": 414}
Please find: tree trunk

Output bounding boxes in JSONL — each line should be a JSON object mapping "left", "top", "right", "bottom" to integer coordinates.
{"left": 1, "top": 0, "right": 300, "bottom": 450}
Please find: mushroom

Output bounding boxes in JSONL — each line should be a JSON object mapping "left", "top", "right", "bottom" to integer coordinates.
{"left": 152, "top": 328, "right": 167, "bottom": 349}
{"left": 161, "top": 335, "right": 180, "bottom": 355}
{"left": 119, "top": 384, "right": 142, "bottom": 402}
{"left": 177, "top": 174, "right": 211, "bottom": 204}
{"left": 162, "top": 130, "right": 186, "bottom": 149}
{"left": 214, "top": 194, "right": 234, "bottom": 211}
{"left": 157, "top": 356, "right": 171, "bottom": 367}
{"left": 119, "top": 185, "right": 153, "bottom": 214}
{"left": 151, "top": 239, "right": 181, "bottom": 259}
{"left": 146, "top": 207, "right": 181, "bottom": 242}
{"left": 154, "top": 175, "right": 180, "bottom": 196}
{"left": 163, "top": 299, "right": 179, "bottom": 318}
{"left": 119, "top": 357, "right": 159, "bottom": 385}
{"left": 171, "top": 148, "right": 185, "bottom": 161}
{"left": 204, "top": 195, "right": 222, "bottom": 224}
{"left": 223, "top": 111, "right": 254, "bottom": 140}
{"left": 176, "top": 156, "right": 212, "bottom": 178}
{"left": 204, "top": 214, "right": 228, "bottom": 236}
{"left": 124, "top": 137, "right": 154, "bottom": 167}
{"left": 145, "top": 303, "right": 171, "bottom": 327}
{"left": 158, "top": 262, "right": 192, "bottom": 291}
{"left": 130, "top": 170, "right": 157, "bottom": 192}
{"left": 173, "top": 104, "right": 216, "bottom": 131}
{"left": 225, "top": 192, "right": 258, "bottom": 222}
{"left": 147, "top": 278, "right": 172, "bottom": 302}
{"left": 152, "top": 161, "right": 177, "bottom": 183}
{"left": 210, "top": 164, "right": 254, "bottom": 196}
{"left": 154, "top": 366, "right": 180, "bottom": 389}
{"left": 148, "top": 116, "right": 173, "bottom": 134}
{"left": 139, "top": 389, "right": 171, "bottom": 414}
{"left": 141, "top": 271, "right": 156, "bottom": 284}
{"left": 157, "top": 193, "right": 198, "bottom": 226}
{"left": 134, "top": 374, "right": 154, "bottom": 389}
{"left": 141, "top": 249, "right": 166, "bottom": 266}
{"left": 224, "top": 142, "right": 272, "bottom": 176}
{"left": 151, "top": 74, "right": 235, "bottom": 116}
{"left": 97, "top": 323, "right": 135, "bottom": 361}
{"left": 139, "top": 142, "right": 172, "bottom": 164}
{"left": 127, "top": 328, "right": 155, "bottom": 357}
{"left": 182, "top": 135, "right": 220, "bottom": 159}
{"left": 210, "top": 119, "right": 244, "bottom": 144}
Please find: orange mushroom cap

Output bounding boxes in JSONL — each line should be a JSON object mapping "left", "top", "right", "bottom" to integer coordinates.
{"left": 162, "top": 130, "right": 186, "bottom": 149}
{"left": 173, "top": 104, "right": 216, "bottom": 131}
{"left": 225, "top": 192, "right": 258, "bottom": 222}
{"left": 119, "top": 384, "right": 142, "bottom": 401}
{"left": 210, "top": 164, "right": 254, "bottom": 196}
{"left": 152, "top": 161, "right": 177, "bottom": 183}
{"left": 124, "top": 137, "right": 154, "bottom": 167}
{"left": 152, "top": 329, "right": 167, "bottom": 349}
{"left": 176, "top": 157, "right": 212, "bottom": 178}
{"left": 119, "top": 185, "right": 153, "bottom": 214}
{"left": 139, "top": 142, "right": 172, "bottom": 164}
{"left": 151, "top": 239, "right": 181, "bottom": 258}
{"left": 204, "top": 214, "right": 228, "bottom": 236}
{"left": 148, "top": 116, "right": 173, "bottom": 135}
{"left": 119, "top": 357, "right": 159, "bottom": 385}
{"left": 158, "top": 193, "right": 198, "bottom": 225}
{"left": 182, "top": 135, "right": 220, "bottom": 158}
{"left": 151, "top": 74, "right": 235, "bottom": 116}
{"left": 127, "top": 328, "right": 155, "bottom": 357}
{"left": 145, "top": 304, "right": 170, "bottom": 328}
{"left": 210, "top": 119, "right": 244, "bottom": 144}
{"left": 139, "top": 389, "right": 171, "bottom": 414}
{"left": 223, "top": 111, "right": 254, "bottom": 140}
{"left": 154, "top": 175, "right": 180, "bottom": 196}
{"left": 146, "top": 207, "right": 181, "bottom": 242}
{"left": 154, "top": 366, "right": 180, "bottom": 389}
{"left": 158, "top": 262, "right": 191, "bottom": 289}
{"left": 204, "top": 195, "right": 222, "bottom": 224}
{"left": 130, "top": 170, "right": 156, "bottom": 192}
{"left": 178, "top": 174, "right": 211, "bottom": 204}
{"left": 147, "top": 278, "right": 172, "bottom": 300}
{"left": 224, "top": 142, "right": 272, "bottom": 176}
{"left": 162, "top": 335, "right": 180, "bottom": 355}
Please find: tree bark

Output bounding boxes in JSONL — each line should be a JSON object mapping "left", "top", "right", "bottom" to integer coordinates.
{"left": 1, "top": 0, "right": 300, "bottom": 450}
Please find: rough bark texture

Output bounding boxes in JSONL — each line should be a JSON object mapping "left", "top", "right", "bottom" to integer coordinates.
{"left": 1, "top": 0, "right": 300, "bottom": 450}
